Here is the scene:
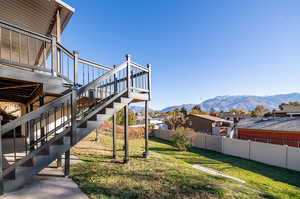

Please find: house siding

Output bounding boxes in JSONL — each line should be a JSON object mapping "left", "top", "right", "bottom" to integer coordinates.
{"left": 188, "top": 115, "right": 214, "bottom": 134}
{"left": 237, "top": 128, "right": 300, "bottom": 147}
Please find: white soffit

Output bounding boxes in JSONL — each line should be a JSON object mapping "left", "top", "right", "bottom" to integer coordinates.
{"left": 0, "top": 0, "right": 74, "bottom": 36}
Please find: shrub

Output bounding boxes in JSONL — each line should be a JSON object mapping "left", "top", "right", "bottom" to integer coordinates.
{"left": 171, "top": 127, "right": 191, "bottom": 151}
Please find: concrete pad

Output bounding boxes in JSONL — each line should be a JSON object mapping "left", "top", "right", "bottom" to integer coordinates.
{"left": 193, "top": 165, "right": 245, "bottom": 184}
{"left": 0, "top": 155, "right": 88, "bottom": 199}
{"left": 0, "top": 175, "right": 89, "bottom": 199}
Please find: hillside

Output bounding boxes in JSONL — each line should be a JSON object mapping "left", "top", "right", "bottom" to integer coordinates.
{"left": 160, "top": 93, "right": 300, "bottom": 112}
{"left": 129, "top": 105, "right": 155, "bottom": 114}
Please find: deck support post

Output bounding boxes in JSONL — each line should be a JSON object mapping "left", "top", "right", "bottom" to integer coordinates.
{"left": 143, "top": 100, "right": 149, "bottom": 158}
{"left": 112, "top": 113, "right": 117, "bottom": 159}
{"left": 39, "top": 96, "right": 45, "bottom": 144}
{"left": 71, "top": 87, "right": 77, "bottom": 146}
{"left": 125, "top": 54, "right": 131, "bottom": 94}
{"left": 56, "top": 8, "right": 61, "bottom": 74}
{"left": 51, "top": 34, "right": 57, "bottom": 77}
{"left": 57, "top": 157, "right": 62, "bottom": 168}
{"left": 95, "top": 129, "right": 100, "bottom": 142}
{"left": 64, "top": 150, "right": 70, "bottom": 177}
{"left": 29, "top": 104, "right": 34, "bottom": 152}
{"left": 147, "top": 64, "right": 152, "bottom": 101}
{"left": 123, "top": 105, "right": 129, "bottom": 163}
{"left": 0, "top": 116, "right": 3, "bottom": 193}
{"left": 73, "top": 51, "right": 79, "bottom": 86}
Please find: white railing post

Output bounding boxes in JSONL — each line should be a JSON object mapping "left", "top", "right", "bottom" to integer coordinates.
{"left": 0, "top": 115, "right": 3, "bottom": 193}
{"left": 71, "top": 88, "right": 77, "bottom": 146}
{"left": 73, "top": 51, "right": 79, "bottom": 86}
{"left": 125, "top": 54, "right": 131, "bottom": 93}
{"left": 113, "top": 65, "right": 117, "bottom": 94}
{"left": 51, "top": 34, "right": 58, "bottom": 77}
{"left": 147, "top": 64, "right": 152, "bottom": 100}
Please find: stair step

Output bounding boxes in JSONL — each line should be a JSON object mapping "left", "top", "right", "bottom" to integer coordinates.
{"left": 105, "top": 108, "right": 115, "bottom": 114}
{"left": 3, "top": 136, "right": 71, "bottom": 192}
{"left": 120, "top": 97, "right": 131, "bottom": 104}
{"left": 87, "top": 120, "right": 105, "bottom": 130}
{"left": 113, "top": 102, "right": 123, "bottom": 109}
{"left": 3, "top": 166, "right": 33, "bottom": 192}
{"left": 76, "top": 128, "right": 92, "bottom": 142}
{"left": 96, "top": 114, "right": 110, "bottom": 121}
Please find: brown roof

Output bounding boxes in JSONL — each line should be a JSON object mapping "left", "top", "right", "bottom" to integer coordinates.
{"left": 189, "top": 114, "right": 232, "bottom": 123}
{"left": 277, "top": 105, "right": 300, "bottom": 113}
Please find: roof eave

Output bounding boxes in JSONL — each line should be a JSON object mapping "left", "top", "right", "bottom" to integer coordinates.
{"left": 55, "top": 0, "right": 75, "bottom": 13}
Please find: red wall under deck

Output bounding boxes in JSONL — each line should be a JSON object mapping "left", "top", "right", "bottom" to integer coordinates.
{"left": 237, "top": 128, "right": 300, "bottom": 147}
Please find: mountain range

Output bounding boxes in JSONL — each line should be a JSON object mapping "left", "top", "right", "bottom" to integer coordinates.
{"left": 160, "top": 93, "right": 300, "bottom": 112}
{"left": 129, "top": 106, "right": 155, "bottom": 114}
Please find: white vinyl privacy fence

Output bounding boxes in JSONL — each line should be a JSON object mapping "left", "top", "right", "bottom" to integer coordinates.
{"left": 153, "top": 129, "right": 300, "bottom": 172}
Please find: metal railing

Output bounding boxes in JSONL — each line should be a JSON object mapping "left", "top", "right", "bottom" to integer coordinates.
{"left": 0, "top": 20, "right": 52, "bottom": 75}
{"left": 0, "top": 92, "right": 73, "bottom": 176}
{"left": 0, "top": 20, "right": 113, "bottom": 86}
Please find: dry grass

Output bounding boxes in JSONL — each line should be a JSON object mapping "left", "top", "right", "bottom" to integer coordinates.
{"left": 69, "top": 131, "right": 300, "bottom": 199}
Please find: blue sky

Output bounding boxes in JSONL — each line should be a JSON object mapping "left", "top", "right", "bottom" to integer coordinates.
{"left": 62, "top": 0, "right": 300, "bottom": 110}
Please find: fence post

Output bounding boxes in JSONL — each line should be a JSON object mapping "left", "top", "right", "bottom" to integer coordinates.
{"left": 71, "top": 87, "right": 77, "bottom": 146}
{"left": 73, "top": 51, "right": 79, "bottom": 86}
{"left": 125, "top": 54, "right": 131, "bottom": 93}
{"left": 113, "top": 65, "right": 117, "bottom": 94}
{"left": 248, "top": 140, "right": 251, "bottom": 160}
{"left": 0, "top": 116, "right": 3, "bottom": 193}
{"left": 51, "top": 34, "right": 57, "bottom": 77}
{"left": 285, "top": 144, "right": 288, "bottom": 169}
{"left": 147, "top": 64, "right": 152, "bottom": 100}
{"left": 221, "top": 136, "right": 225, "bottom": 153}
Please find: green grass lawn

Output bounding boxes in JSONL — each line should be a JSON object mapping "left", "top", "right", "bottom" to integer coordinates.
{"left": 70, "top": 133, "right": 300, "bottom": 199}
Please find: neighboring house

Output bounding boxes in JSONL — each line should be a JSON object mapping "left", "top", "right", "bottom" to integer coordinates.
{"left": 273, "top": 105, "right": 300, "bottom": 117}
{"left": 217, "top": 111, "right": 250, "bottom": 121}
{"left": 187, "top": 114, "right": 233, "bottom": 136}
{"left": 135, "top": 117, "right": 166, "bottom": 129}
{"left": 237, "top": 118, "right": 300, "bottom": 147}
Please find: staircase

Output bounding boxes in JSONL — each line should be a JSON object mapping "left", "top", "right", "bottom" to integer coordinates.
{"left": 0, "top": 21, "right": 151, "bottom": 193}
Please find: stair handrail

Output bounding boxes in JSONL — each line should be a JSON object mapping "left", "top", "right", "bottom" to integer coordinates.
{"left": 1, "top": 93, "right": 72, "bottom": 136}
{"left": 78, "top": 61, "right": 127, "bottom": 95}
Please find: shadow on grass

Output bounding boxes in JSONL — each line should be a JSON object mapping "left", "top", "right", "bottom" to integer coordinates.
{"left": 71, "top": 163, "right": 226, "bottom": 199}
{"left": 149, "top": 137, "right": 300, "bottom": 188}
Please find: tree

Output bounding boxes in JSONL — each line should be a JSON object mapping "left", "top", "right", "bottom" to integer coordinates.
{"left": 279, "top": 102, "right": 300, "bottom": 110}
{"left": 239, "top": 109, "right": 248, "bottom": 115}
{"left": 116, "top": 109, "right": 137, "bottom": 125}
{"left": 190, "top": 109, "right": 202, "bottom": 115}
{"left": 165, "top": 112, "right": 187, "bottom": 130}
{"left": 279, "top": 103, "right": 287, "bottom": 110}
{"left": 192, "top": 105, "right": 202, "bottom": 111}
{"left": 230, "top": 109, "right": 239, "bottom": 115}
{"left": 289, "top": 101, "right": 300, "bottom": 106}
{"left": 180, "top": 107, "right": 187, "bottom": 116}
{"left": 251, "top": 105, "right": 269, "bottom": 117}
{"left": 171, "top": 127, "right": 192, "bottom": 151}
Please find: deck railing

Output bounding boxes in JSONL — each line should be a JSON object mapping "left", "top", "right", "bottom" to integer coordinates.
{"left": 0, "top": 20, "right": 52, "bottom": 75}
{"left": 0, "top": 21, "right": 152, "bottom": 96}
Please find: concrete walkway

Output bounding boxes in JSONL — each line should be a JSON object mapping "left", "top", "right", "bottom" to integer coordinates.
{"left": 1, "top": 155, "right": 89, "bottom": 199}
{"left": 193, "top": 165, "right": 246, "bottom": 184}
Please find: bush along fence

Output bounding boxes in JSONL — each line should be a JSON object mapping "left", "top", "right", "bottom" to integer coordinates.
{"left": 153, "top": 129, "right": 300, "bottom": 172}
